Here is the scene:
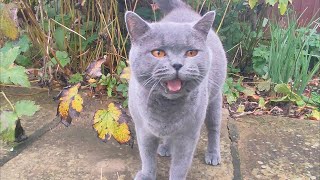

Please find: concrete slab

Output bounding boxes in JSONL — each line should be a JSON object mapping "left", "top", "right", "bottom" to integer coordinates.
{"left": 235, "top": 116, "right": 320, "bottom": 180}
{"left": 0, "top": 89, "right": 233, "bottom": 180}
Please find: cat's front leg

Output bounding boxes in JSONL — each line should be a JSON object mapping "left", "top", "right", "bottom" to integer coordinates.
{"left": 205, "top": 94, "right": 222, "bottom": 165}
{"left": 169, "top": 134, "right": 200, "bottom": 180}
{"left": 135, "top": 127, "right": 160, "bottom": 180}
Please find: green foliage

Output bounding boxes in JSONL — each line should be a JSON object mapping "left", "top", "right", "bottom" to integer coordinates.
{"left": 0, "top": 99, "right": 40, "bottom": 142}
{"left": 68, "top": 73, "right": 84, "bottom": 84}
{"left": 0, "top": 45, "right": 30, "bottom": 87}
{"left": 253, "top": 17, "right": 320, "bottom": 95}
{"left": 272, "top": 84, "right": 305, "bottom": 106}
{"left": 15, "top": 100, "right": 40, "bottom": 117}
{"left": 223, "top": 77, "right": 245, "bottom": 104}
{"left": 51, "top": 51, "right": 70, "bottom": 67}
{"left": 248, "top": 0, "right": 291, "bottom": 15}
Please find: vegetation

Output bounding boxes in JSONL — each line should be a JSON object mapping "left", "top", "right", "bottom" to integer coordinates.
{"left": 0, "top": 0, "right": 319, "bottom": 143}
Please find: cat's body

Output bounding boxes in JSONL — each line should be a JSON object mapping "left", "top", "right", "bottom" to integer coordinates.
{"left": 125, "top": 0, "right": 227, "bottom": 179}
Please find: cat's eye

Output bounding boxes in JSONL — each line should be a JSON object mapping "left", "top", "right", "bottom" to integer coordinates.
{"left": 185, "top": 50, "right": 198, "bottom": 57}
{"left": 151, "top": 50, "right": 166, "bottom": 58}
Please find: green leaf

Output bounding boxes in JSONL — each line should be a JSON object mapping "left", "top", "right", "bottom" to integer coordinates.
{"left": 0, "top": 47, "right": 20, "bottom": 68}
{"left": 249, "top": 0, "right": 258, "bottom": 9}
{"left": 15, "top": 100, "right": 40, "bottom": 118}
{"left": 54, "top": 27, "right": 66, "bottom": 51}
{"left": 266, "top": 0, "right": 278, "bottom": 6}
{"left": 15, "top": 55, "right": 32, "bottom": 67}
{"left": 274, "top": 84, "right": 291, "bottom": 94}
{"left": 257, "top": 80, "right": 271, "bottom": 91}
{"left": 9, "top": 66, "right": 30, "bottom": 87}
{"left": 17, "top": 34, "right": 30, "bottom": 53}
{"left": 68, "top": 73, "right": 83, "bottom": 84}
{"left": 53, "top": 51, "right": 70, "bottom": 67}
{"left": 279, "top": 0, "right": 288, "bottom": 15}
{"left": 0, "top": 67, "right": 11, "bottom": 84}
{"left": 0, "top": 111, "right": 18, "bottom": 133}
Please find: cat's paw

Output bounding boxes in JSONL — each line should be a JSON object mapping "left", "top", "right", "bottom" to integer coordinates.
{"left": 205, "top": 152, "right": 221, "bottom": 166}
{"left": 134, "top": 171, "right": 154, "bottom": 180}
{"left": 157, "top": 144, "right": 171, "bottom": 157}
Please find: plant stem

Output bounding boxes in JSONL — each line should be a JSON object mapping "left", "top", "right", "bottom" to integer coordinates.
{"left": 216, "top": 0, "right": 231, "bottom": 33}
{"left": 0, "top": 91, "right": 15, "bottom": 111}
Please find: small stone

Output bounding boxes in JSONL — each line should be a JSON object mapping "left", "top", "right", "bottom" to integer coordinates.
{"left": 261, "top": 165, "right": 268, "bottom": 169}
{"left": 257, "top": 161, "right": 263, "bottom": 165}
{"left": 310, "top": 176, "right": 316, "bottom": 180}
{"left": 10, "top": 147, "right": 14, "bottom": 152}
{"left": 296, "top": 134, "right": 302, "bottom": 137}
{"left": 272, "top": 149, "right": 277, "bottom": 152}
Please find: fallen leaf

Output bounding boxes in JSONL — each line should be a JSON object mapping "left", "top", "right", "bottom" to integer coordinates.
{"left": 85, "top": 57, "right": 106, "bottom": 78}
{"left": 120, "top": 67, "right": 131, "bottom": 81}
{"left": 55, "top": 83, "right": 83, "bottom": 126}
{"left": 93, "top": 103, "right": 131, "bottom": 144}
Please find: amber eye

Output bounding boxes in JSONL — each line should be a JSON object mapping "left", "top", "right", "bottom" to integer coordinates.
{"left": 185, "top": 50, "right": 198, "bottom": 57}
{"left": 151, "top": 50, "right": 166, "bottom": 58}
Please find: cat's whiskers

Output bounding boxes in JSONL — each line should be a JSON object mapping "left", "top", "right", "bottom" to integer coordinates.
{"left": 146, "top": 78, "right": 162, "bottom": 105}
{"left": 142, "top": 76, "right": 156, "bottom": 87}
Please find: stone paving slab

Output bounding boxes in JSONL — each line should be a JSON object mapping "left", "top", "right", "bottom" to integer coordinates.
{"left": 0, "top": 88, "right": 233, "bottom": 180}
{"left": 234, "top": 116, "right": 320, "bottom": 180}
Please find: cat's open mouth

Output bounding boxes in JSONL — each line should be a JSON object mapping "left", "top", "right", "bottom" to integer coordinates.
{"left": 162, "top": 79, "right": 183, "bottom": 93}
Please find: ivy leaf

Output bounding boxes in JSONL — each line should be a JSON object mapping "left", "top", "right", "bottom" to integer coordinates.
{"left": 93, "top": 103, "right": 131, "bottom": 144}
{"left": 15, "top": 100, "right": 40, "bottom": 118}
{"left": 56, "top": 83, "right": 83, "bottom": 126}
{"left": 249, "top": 0, "right": 258, "bottom": 9}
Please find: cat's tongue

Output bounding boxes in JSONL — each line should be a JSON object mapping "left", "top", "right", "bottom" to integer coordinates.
{"left": 166, "top": 79, "right": 182, "bottom": 92}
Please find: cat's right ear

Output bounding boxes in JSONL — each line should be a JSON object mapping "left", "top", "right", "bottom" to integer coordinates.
{"left": 125, "top": 11, "right": 150, "bottom": 41}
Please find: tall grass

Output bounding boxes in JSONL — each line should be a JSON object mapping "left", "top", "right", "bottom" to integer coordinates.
{"left": 20, "top": 0, "right": 135, "bottom": 75}
{"left": 268, "top": 15, "right": 320, "bottom": 95}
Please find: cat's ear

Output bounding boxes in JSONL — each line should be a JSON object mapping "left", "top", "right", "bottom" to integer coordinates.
{"left": 125, "top": 11, "right": 150, "bottom": 41}
{"left": 193, "top": 11, "right": 216, "bottom": 38}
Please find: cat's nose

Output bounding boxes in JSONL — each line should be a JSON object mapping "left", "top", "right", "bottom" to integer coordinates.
{"left": 172, "top": 63, "right": 183, "bottom": 71}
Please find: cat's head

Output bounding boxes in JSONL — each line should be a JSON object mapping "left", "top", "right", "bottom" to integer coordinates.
{"left": 125, "top": 11, "right": 215, "bottom": 99}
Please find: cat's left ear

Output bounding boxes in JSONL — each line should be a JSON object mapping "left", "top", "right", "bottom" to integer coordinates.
{"left": 193, "top": 11, "right": 216, "bottom": 38}
{"left": 125, "top": 11, "right": 150, "bottom": 41}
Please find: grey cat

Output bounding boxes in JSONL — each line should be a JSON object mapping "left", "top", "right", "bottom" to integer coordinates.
{"left": 125, "top": 0, "right": 227, "bottom": 179}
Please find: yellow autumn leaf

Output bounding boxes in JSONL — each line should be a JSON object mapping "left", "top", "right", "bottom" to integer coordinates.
{"left": 120, "top": 67, "right": 131, "bottom": 81}
{"left": 107, "top": 103, "right": 121, "bottom": 121}
{"left": 113, "top": 123, "right": 131, "bottom": 144}
{"left": 58, "top": 100, "right": 70, "bottom": 119}
{"left": 71, "top": 94, "right": 83, "bottom": 112}
{"left": 56, "top": 83, "right": 83, "bottom": 126}
{"left": 88, "top": 78, "right": 96, "bottom": 84}
{"left": 279, "top": 2, "right": 288, "bottom": 15}
{"left": 248, "top": 0, "right": 258, "bottom": 9}
{"left": 0, "top": 3, "right": 19, "bottom": 40}
{"left": 93, "top": 103, "right": 131, "bottom": 143}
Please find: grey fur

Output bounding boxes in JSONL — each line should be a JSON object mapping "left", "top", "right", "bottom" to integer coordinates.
{"left": 125, "top": 0, "right": 227, "bottom": 179}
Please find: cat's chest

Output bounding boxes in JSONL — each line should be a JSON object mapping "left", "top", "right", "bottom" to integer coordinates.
{"left": 142, "top": 99, "right": 204, "bottom": 136}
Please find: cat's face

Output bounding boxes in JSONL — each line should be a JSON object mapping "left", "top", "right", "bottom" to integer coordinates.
{"left": 126, "top": 11, "right": 215, "bottom": 99}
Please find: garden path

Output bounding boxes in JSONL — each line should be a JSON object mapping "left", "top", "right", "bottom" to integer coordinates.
{"left": 0, "top": 87, "right": 319, "bottom": 180}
